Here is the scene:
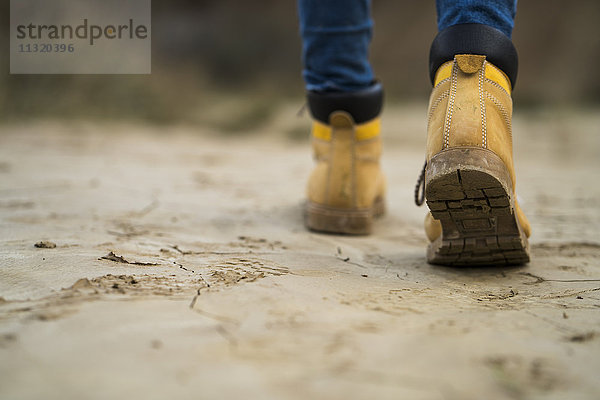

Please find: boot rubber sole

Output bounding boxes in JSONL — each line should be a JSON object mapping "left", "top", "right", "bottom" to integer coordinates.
{"left": 425, "top": 147, "right": 530, "bottom": 266}
{"left": 305, "top": 197, "right": 385, "bottom": 235}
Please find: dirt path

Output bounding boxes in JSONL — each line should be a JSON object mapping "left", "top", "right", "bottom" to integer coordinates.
{"left": 1, "top": 105, "right": 599, "bottom": 399}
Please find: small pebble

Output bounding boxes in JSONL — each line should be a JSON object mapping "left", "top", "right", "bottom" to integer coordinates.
{"left": 34, "top": 241, "right": 56, "bottom": 249}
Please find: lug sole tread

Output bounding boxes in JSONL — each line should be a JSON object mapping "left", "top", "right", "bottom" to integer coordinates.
{"left": 426, "top": 149, "right": 529, "bottom": 266}
{"left": 305, "top": 197, "right": 385, "bottom": 235}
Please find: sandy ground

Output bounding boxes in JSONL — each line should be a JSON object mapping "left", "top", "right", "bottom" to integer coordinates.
{"left": 1, "top": 105, "right": 600, "bottom": 400}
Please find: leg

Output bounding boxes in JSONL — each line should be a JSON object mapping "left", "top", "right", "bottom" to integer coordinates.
{"left": 436, "top": 0, "right": 517, "bottom": 38}
{"left": 298, "top": 0, "right": 374, "bottom": 92}
{"left": 419, "top": 0, "right": 531, "bottom": 265}
{"left": 298, "top": 0, "right": 386, "bottom": 234}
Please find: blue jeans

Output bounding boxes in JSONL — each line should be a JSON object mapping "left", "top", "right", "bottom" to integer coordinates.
{"left": 299, "top": 0, "right": 517, "bottom": 92}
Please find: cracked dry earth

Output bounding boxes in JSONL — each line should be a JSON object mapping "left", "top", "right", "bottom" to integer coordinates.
{"left": 1, "top": 106, "right": 600, "bottom": 400}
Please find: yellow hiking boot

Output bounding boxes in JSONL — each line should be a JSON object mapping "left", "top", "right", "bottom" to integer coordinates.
{"left": 417, "top": 50, "right": 531, "bottom": 266}
{"left": 305, "top": 83, "right": 386, "bottom": 235}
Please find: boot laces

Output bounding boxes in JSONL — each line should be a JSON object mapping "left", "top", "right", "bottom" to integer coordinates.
{"left": 414, "top": 160, "right": 426, "bottom": 206}
{"left": 296, "top": 102, "right": 307, "bottom": 117}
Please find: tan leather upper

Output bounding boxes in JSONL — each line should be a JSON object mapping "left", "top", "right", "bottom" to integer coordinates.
{"left": 425, "top": 54, "right": 531, "bottom": 240}
{"left": 307, "top": 111, "right": 385, "bottom": 209}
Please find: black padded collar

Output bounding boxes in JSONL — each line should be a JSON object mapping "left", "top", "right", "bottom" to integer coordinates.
{"left": 430, "top": 23, "right": 518, "bottom": 88}
{"left": 307, "top": 82, "right": 384, "bottom": 124}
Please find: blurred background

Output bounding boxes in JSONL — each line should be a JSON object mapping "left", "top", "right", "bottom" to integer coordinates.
{"left": 1, "top": 0, "right": 599, "bottom": 127}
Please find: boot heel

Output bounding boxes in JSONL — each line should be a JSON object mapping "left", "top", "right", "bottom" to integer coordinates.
{"left": 305, "top": 197, "right": 385, "bottom": 235}
{"left": 425, "top": 147, "right": 529, "bottom": 266}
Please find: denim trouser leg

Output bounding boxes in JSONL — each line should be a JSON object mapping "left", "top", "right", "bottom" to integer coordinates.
{"left": 298, "top": 0, "right": 374, "bottom": 92}
{"left": 298, "top": 1, "right": 518, "bottom": 92}
{"left": 436, "top": 0, "right": 517, "bottom": 38}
